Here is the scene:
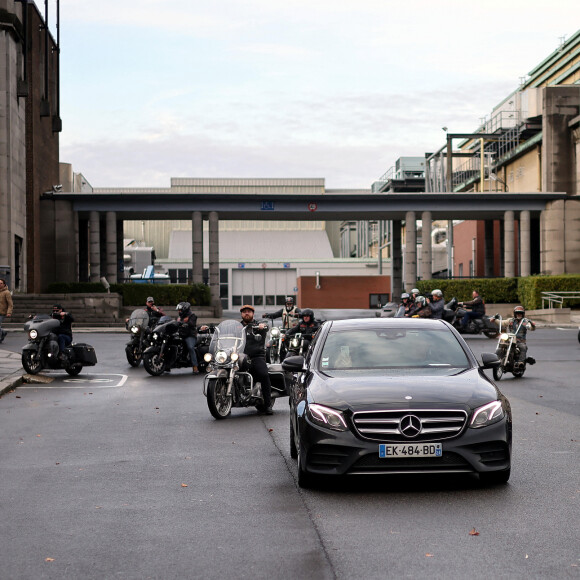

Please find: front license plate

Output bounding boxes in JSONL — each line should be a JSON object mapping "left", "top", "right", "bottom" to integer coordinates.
{"left": 379, "top": 443, "right": 442, "bottom": 458}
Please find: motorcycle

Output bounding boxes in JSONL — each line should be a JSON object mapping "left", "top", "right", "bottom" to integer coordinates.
{"left": 202, "top": 320, "right": 290, "bottom": 420}
{"left": 266, "top": 325, "right": 287, "bottom": 363}
{"left": 142, "top": 315, "right": 195, "bottom": 376}
{"left": 21, "top": 314, "right": 97, "bottom": 376}
{"left": 444, "top": 297, "right": 499, "bottom": 339}
{"left": 375, "top": 301, "right": 405, "bottom": 318}
{"left": 492, "top": 315, "right": 536, "bottom": 380}
{"left": 195, "top": 325, "right": 215, "bottom": 372}
{"left": 125, "top": 308, "right": 154, "bottom": 367}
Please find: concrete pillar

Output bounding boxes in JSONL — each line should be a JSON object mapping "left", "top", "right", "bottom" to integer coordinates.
{"left": 504, "top": 210, "right": 515, "bottom": 278}
{"left": 520, "top": 210, "right": 531, "bottom": 278}
{"left": 116, "top": 220, "right": 124, "bottom": 282}
{"left": 564, "top": 199, "right": 580, "bottom": 273}
{"left": 391, "top": 220, "right": 402, "bottom": 299}
{"left": 421, "top": 211, "right": 432, "bottom": 281}
{"left": 105, "top": 211, "right": 117, "bottom": 284}
{"left": 208, "top": 211, "right": 222, "bottom": 316}
{"left": 540, "top": 200, "right": 565, "bottom": 274}
{"left": 404, "top": 212, "right": 417, "bottom": 290}
{"left": 192, "top": 211, "right": 203, "bottom": 284}
{"left": 89, "top": 211, "right": 101, "bottom": 283}
{"left": 484, "top": 220, "right": 494, "bottom": 277}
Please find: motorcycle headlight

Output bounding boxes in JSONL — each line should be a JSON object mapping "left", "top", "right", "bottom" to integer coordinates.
{"left": 131, "top": 325, "right": 139, "bottom": 334}
{"left": 271, "top": 327, "right": 280, "bottom": 338}
{"left": 29, "top": 329, "right": 38, "bottom": 339}
{"left": 204, "top": 352, "right": 213, "bottom": 362}
{"left": 152, "top": 333, "right": 159, "bottom": 340}
{"left": 470, "top": 401, "right": 504, "bottom": 428}
{"left": 307, "top": 403, "right": 348, "bottom": 432}
{"left": 230, "top": 352, "right": 239, "bottom": 361}
{"left": 291, "top": 338, "right": 299, "bottom": 348}
{"left": 500, "top": 333, "right": 509, "bottom": 341}
{"left": 215, "top": 351, "right": 227, "bottom": 364}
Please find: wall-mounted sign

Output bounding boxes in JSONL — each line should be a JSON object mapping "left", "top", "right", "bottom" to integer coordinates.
{"left": 261, "top": 201, "right": 274, "bottom": 211}
{"left": 237, "top": 263, "right": 245, "bottom": 268}
{"left": 308, "top": 202, "right": 318, "bottom": 212}
{"left": 283, "top": 263, "right": 291, "bottom": 268}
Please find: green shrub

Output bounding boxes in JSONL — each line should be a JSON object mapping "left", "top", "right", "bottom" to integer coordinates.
{"left": 517, "top": 275, "right": 580, "bottom": 310}
{"left": 416, "top": 278, "right": 519, "bottom": 304}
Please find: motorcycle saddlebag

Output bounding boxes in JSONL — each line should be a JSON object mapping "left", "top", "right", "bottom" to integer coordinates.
{"left": 71, "top": 343, "right": 98, "bottom": 366}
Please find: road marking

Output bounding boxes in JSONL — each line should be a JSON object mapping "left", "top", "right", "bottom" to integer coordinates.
{"left": 19, "top": 373, "right": 128, "bottom": 388}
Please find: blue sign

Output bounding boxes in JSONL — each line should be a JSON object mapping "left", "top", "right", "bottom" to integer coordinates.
{"left": 283, "top": 263, "right": 291, "bottom": 268}
{"left": 261, "top": 201, "right": 275, "bottom": 211}
{"left": 237, "top": 263, "right": 245, "bottom": 268}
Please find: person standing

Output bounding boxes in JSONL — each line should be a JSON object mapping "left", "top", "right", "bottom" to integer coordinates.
{"left": 240, "top": 305, "right": 273, "bottom": 415}
{"left": 0, "top": 278, "right": 13, "bottom": 343}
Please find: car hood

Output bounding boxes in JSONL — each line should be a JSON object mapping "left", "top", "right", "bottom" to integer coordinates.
{"left": 309, "top": 367, "right": 498, "bottom": 410}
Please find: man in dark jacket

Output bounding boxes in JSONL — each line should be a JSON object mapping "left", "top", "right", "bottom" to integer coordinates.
{"left": 428, "top": 289, "right": 445, "bottom": 319}
{"left": 176, "top": 302, "right": 199, "bottom": 374}
{"left": 240, "top": 305, "right": 273, "bottom": 415}
{"left": 284, "top": 308, "right": 320, "bottom": 356}
{"left": 145, "top": 297, "right": 165, "bottom": 326}
{"left": 460, "top": 290, "right": 485, "bottom": 329}
{"left": 52, "top": 304, "right": 74, "bottom": 354}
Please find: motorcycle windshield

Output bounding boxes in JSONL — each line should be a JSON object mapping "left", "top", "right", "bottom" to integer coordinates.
{"left": 128, "top": 309, "right": 150, "bottom": 329}
{"left": 210, "top": 320, "right": 246, "bottom": 357}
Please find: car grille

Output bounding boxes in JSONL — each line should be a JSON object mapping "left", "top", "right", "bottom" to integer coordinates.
{"left": 348, "top": 452, "right": 473, "bottom": 474}
{"left": 352, "top": 409, "right": 468, "bottom": 443}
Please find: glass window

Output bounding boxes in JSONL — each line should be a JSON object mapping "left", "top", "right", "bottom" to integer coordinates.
{"left": 254, "top": 296, "right": 264, "bottom": 306}
{"left": 243, "top": 295, "right": 253, "bottom": 305}
{"left": 276, "top": 295, "right": 286, "bottom": 306}
{"left": 319, "top": 328, "right": 469, "bottom": 370}
{"left": 266, "top": 295, "right": 276, "bottom": 305}
{"left": 232, "top": 296, "right": 242, "bottom": 306}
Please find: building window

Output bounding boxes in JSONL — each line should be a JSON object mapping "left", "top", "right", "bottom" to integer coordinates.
{"left": 369, "top": 293, "right": 389, "bottom": 309}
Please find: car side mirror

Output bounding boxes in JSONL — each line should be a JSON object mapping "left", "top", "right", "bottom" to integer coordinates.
{"left": 282, "top": 355, "right": 306, "bottom": 372}
{"left": 481, "top": 352, "right": 501, "bottom": 369}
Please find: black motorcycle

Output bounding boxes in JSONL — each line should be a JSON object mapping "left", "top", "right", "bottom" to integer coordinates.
{"left": 266, "top": 325, "right": 287, "bottom": 363}
{"left": 444, "top": 297, "right": 499, "bottom": 339}
{"left": 21, "top": 314, "right": 97, "bottom": 376}
{"left": 142, "top": 315, "right": 196, "bottom": 376}
{"left": 125, "top": 308, "right": 154, "bottom": 367}
{"left": 202, "top": 320, "right": 290, "bottom": 420}
{"left": 492, "top": 315, "right": 535, "bottom": 380}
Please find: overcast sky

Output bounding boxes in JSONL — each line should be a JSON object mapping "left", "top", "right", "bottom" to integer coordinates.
{"left": 56, "top": 1, "right": 579, "bottom": 189}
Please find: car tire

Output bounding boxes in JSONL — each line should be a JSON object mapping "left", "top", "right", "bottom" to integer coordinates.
{"left": 479, "top": 468, "right": 510, "bottom": 485}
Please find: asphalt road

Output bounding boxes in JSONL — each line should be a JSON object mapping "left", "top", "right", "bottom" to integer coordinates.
{"left": 0, "top": 327, "right": 578, "bottom": 579}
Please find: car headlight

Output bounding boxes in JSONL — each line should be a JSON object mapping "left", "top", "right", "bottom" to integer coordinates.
{"left": 203, "top": 352, "right": 213, "bottom": 362}
{"left": 230, "top": 352, "right": 239, "bottom": 361}
{"left": 29, "top": 329, "right": 38, "bottom": 339}
{"left": 271, "top": 327, "right": 280, "bottom": 338}
{"left": 307, "top": 403, "right": 348, "bottom": 431}
{"left": 470, "top": 401, "right": 504, "bottom": 428}
{"left": 215, "top": 351, "right": 227, "bottom": 364}
{"left": 131, "top": 325, "right": 139, "bottom": 334}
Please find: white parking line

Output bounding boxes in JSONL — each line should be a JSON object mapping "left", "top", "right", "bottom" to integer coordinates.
{"left": 20, "top": 373, "right": 128, "bottom": 388}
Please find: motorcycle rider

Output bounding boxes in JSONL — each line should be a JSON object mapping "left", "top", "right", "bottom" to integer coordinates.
{"left": 284, "top": 308, "right": 320, "bottom": 355}
{"left": 396, "top": 293, "right": 413, "bottom": 317}
{"left": 0, "top": 277, "right": 13, "bottom": 343}
{"left": 459, "top": 290, "right": 485, "bottom": 329}
{"left": 51, "top": 304, "right": 74, "bottom": 355}
{"left": 496, "top": 306, "right": 536, "bottom": 368}
{"left": 176, "top": 302, "right": 199, "bottom": 374}
{"left": 410, "top": 295, "right": 432, "bottom": 318}
{"left": 145, "top": 297, "right": 165, "bottom": 326}
{"left": 240, "top": 305, "right": 273, "bottom": 415}
{"left": 428, "top": 289, "right": 445, "bottom": 319}
{"left": 264, "top": 296, "right": 300, "bottom": 329}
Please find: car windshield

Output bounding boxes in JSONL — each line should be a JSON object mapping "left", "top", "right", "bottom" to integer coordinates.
{"left": 319, "top": 327, "right": 470, "bottom": 370}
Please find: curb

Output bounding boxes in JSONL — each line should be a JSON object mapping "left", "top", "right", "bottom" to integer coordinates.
{"left": 0, "top": 371, "right": 23, "bottom": 397}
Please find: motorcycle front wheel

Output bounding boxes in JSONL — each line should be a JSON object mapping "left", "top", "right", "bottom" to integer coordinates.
{"left": 512, "top": 366, "right": 526, "bottom": 378}
{"left": 22, "top": 350, "right": 43, "bottom": 374}
{"left": 207, "top": 377, "right": 232, "bottom": 419}
{"left": 143, "top": 351, "right": 166, "bottom": 376}
{"left": 125, "top": 345, "right": 142, "bottom": 367}
{"left": 492, "top": 365, "right": 504, "bottom": 381}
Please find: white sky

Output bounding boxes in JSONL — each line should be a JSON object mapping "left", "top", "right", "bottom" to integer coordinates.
{"left": 56, "top": 0, "right": 580, "bottom": 189}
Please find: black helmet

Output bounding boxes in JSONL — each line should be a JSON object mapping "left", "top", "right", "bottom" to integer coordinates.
{"left": 300, "top": 308, "right": 314, "bottom": 319}
{"left": 176, "top": 301, "right": 191, "bottom": 316}
{"left": 513, "top": 305, "right": 525, "bottom": 317}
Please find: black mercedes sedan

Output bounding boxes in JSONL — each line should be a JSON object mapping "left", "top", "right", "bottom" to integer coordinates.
{"left": 282, "top": 318, "right": 511, "bottom": 488}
